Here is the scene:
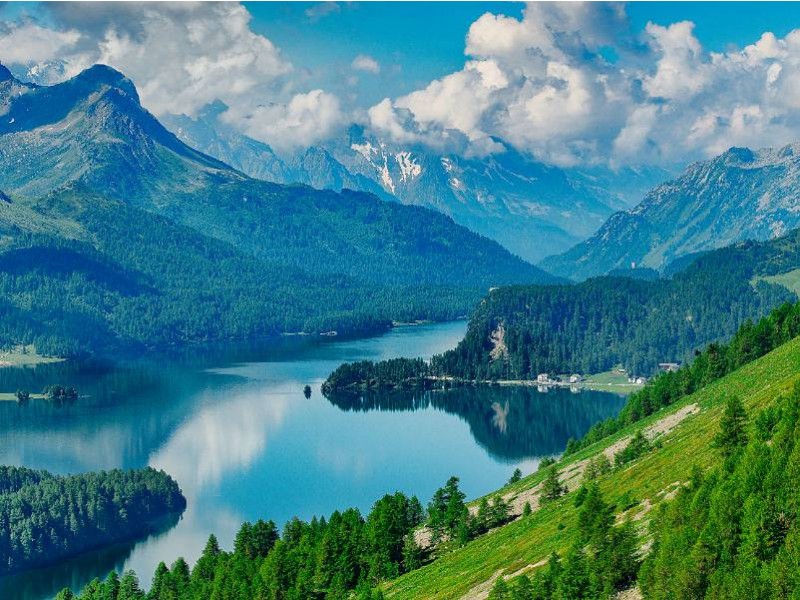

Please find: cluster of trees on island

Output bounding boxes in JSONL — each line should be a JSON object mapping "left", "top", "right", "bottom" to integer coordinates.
{"left": 0, "top": 466, "right": 186, "bottom": 575}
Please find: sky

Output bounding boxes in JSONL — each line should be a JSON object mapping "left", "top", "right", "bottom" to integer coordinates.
{"left": 4, "top": 2, "right": 800, "bottom": 166}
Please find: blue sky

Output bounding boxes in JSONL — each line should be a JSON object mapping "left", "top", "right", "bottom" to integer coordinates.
{"left": 5, "top": 2, "right": 800, "bottom": 165}
{"left": 244, "top": 2, "right": 524, "bottom": 104}
{"left": 242, "top": 2, "right": 800, "bottom": 105}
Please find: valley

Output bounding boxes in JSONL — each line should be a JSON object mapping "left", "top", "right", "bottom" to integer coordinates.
{"left": 3, "top": 5, "right": 800, "bottom": 597}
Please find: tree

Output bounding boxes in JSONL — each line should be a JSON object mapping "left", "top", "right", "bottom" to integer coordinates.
{"left": 488, "top": 577, "right": 512, "bottom": 600}
{"left": 713, "top": 395, "right": 748, "bottom": 459}
{"left": 402, "top": 533, "right": 422, "bottom": 571}
{"left": 303, "top": 385, "right": 312, "bottom": 399}
{"left": 427, "top": 476, "right": 467, "bottom": 542}
{"left": 118, "top": 571, "right": 145, "bottom": 600}
{"left": 15, "top": 390, "right": 30, "bottom": 403}
{"left": 540, "top": 467, "right": 566, "bottom": 503}
{"left": 508, "top": 468, "right": 522, "bottom": 485}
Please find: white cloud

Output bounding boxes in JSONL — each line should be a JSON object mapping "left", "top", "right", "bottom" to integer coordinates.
{"left": 0, "top": 20, "right": 80, "bottom": 64}
{"left": 304, "top": 2, "right": 341, "bottom": 23}
{"left": 222, "top": 89, "right": 343, "bottom": 152}
{"left": 366, "top": 2, "right": 800, "bottom": 167}
{"left": 351, "top": 54, "right": 380, "bottom": 74}
{"left": 643, "top": 21, "right": 709, "bottom": 100}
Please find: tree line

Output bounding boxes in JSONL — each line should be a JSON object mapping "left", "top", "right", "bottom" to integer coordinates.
{"left": 565, "top": 300, "right": 800, "bottom": 456}
{"left": 0, "top": 466, "right": 186, "bottom": 575}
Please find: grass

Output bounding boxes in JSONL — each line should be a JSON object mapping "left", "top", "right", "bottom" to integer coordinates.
{"left": 0, "top": 345, "right": 63, "bottom": 368}
{"left": 382, "top": 336, "right": 800, "bottom": 599}
{"left": 753, "top": 268, "right": 800, "bottom": 296}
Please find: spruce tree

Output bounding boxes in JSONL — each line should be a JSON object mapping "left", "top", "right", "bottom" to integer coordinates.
{"left": 713, "top": 395, "right": 748, "bottom": 459}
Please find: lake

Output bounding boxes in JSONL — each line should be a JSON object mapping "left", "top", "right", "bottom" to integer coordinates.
{"left": 0, "top": 321, "right": 626, "bottom": 599}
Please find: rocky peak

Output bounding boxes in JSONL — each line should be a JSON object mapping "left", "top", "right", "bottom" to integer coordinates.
{"left": 73, "top": 64, "right": 140, "bottom": 104}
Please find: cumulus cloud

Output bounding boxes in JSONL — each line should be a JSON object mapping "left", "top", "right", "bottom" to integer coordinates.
{"left": 367, "top": 2, "right": 800, "bottom": 167}
{"left": 351, "top": 54, "right": 380, "bottom": 74}
{"left": 222, "top": 89, "right": 343, "bottom": 152}
{"left": 368, "top": 2, "right": 635, "bottom": 164}
{"left": 0, "top": 20, "right": 80, "bottom": 64}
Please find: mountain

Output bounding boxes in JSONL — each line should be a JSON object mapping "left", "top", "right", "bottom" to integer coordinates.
{"left": 329, "top": 128, "right": 627, "bottom": 263}
{"left": 541, "top": 143, "right": 800, "bottom": 280}
{"left": 0, "top": 63, "right": 557, "bottom": 356}
{"left": 163, "top": 109, "right": 672, "bottom": 262}
{"left": 161, "top": 110, "right": 394, "bottom": 201}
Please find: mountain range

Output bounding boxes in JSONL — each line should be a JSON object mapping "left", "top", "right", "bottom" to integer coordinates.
{"left": 162, "top": 109, "right": 672, "bottom": 263}
{"left": 0, "top": 63, "right": 555, "bottom": 356}
{"left": 542, "top": 144, "right": 800, "bottom": 280}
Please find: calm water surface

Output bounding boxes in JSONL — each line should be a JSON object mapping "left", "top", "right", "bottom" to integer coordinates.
{"left": 0, "top": 322, "right": 626, "bottom": 599}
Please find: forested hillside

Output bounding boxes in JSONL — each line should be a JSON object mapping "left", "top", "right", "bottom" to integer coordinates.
{"left": 0, "top": 64, "right": 555, "bottom": 356}
{"left": 432, "top": 231, "right": 800, "bottom": 378}
{"left": 0, "top": 466, "right": 185, "bottom": 575}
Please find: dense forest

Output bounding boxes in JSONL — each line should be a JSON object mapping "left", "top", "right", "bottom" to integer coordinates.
{"left": 639, "top": 387, "right": 800, "bottom": 598}
{"left": 434, "top": 233, "right": 800, "bottom": 379}
{"left": 324, "top": 231, "right": 800, "bottom": 392}
{"left": 0, "top": 186, "right": 549, "bottom": 357}
{"left": 56, "top": 480, "right": 470, "bottom": 600}
{"left": 565, "top": 299, "right": 800, "bottom": 456}
{"left": 0, "top": 466, "right": 186, "bottom": 575}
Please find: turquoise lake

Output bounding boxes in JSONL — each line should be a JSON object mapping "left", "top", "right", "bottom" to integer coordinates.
{"left": 0, "top": 321, "right": 626, "bottom": 599}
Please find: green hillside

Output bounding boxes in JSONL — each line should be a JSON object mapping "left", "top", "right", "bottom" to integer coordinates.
{"left": 382, "top": 322, "right": 800, "bottom": 599}
{"left": 0, "top": 65, "right": 557, "bottom": 357}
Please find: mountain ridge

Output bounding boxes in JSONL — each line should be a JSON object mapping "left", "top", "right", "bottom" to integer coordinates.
{"left": 541, "top": 142, "right": 800, "bottom": 280}
{"left": 0, "top": 62, "right": 557, "bottom": 356}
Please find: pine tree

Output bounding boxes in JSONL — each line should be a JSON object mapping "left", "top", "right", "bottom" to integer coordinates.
{"left": 401, "top": 533, "right": 422, "bottom": 572}
{"left": 713, "top": 395, "right": 748, "bottom": 459}
{"left": 540, "top": 467, "right": 566, "bottom": 503}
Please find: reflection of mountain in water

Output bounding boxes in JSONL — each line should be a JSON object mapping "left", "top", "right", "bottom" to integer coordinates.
{"left": 0, "top": 358, "right": 240, "bottom": 473}
{"left": 326, "top": 386, "right": 627, "bottom": 461}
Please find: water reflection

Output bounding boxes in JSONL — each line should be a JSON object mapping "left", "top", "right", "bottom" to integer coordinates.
{"left": 0, "top": 321, "right": 627, "bottom": 600}
{"left": 325, "top": 386, "right": 627, "bottom": 462}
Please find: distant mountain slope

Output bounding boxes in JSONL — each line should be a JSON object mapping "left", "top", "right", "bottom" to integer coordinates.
{"left": 541, "top": 144, "right": 800, "bottom": 280}
{"left": 163, "top": 108, "right": 672, "bottom": 262}
{"left": 0, "top": 63, "right": 557, "bottom": 356}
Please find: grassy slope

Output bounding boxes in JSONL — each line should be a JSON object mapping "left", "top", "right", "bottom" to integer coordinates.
{"left": 383, "top": 336, "right": 800, "bottom": 599}
{"left": 757, "top": 268, "right": 800, "bottom": 296}
{"left": 0, "top": 345, "right": 63, "bottom": 367}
